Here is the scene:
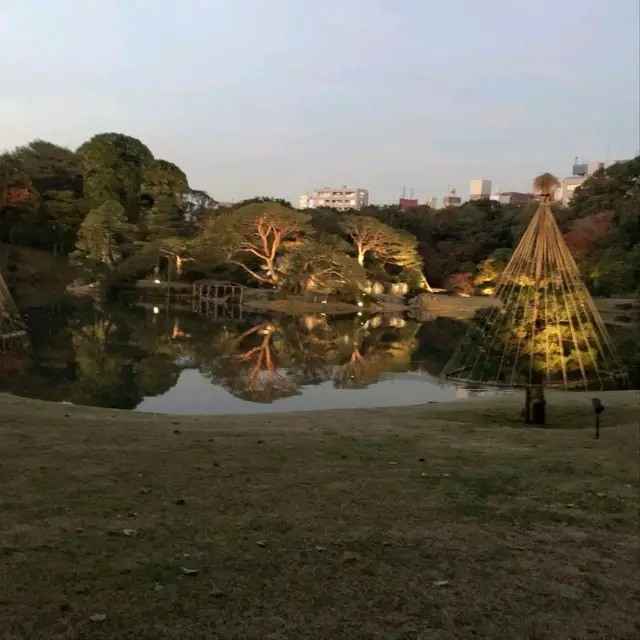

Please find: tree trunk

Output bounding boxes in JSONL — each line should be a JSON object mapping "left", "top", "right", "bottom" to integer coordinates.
{"left": 357, "top": 248, "right": 365, "bottom": 266}
{"left": 265, "top": 259, "right": 278, "bottom": 284}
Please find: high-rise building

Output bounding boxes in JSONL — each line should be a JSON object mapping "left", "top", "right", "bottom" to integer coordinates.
{"left": 426, "top": 196, "right": 438, "bottom": 209}
{"left": 442, "top": 188, "right": 461, "bottom": 208}
{"left": 469, "top": 179, "right": 492, "bottom": 201}
{"left": 299, "top": 186, "right": 368, "bottom": 211}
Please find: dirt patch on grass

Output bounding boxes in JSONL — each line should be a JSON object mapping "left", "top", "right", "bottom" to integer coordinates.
{"left": 0, "top": 392, "right": 638, "bottom": 638}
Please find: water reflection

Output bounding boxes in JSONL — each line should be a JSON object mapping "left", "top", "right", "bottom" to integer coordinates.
{"left": 1, "top": 300, "right": 472, "bottom": 414}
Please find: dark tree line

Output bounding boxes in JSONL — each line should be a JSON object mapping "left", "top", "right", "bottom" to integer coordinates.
{"left": 1, "top": 133, "right": 639, "bottom": 297}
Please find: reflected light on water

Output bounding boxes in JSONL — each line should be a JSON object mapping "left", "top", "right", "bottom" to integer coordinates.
{"left": 136, "top": 368, "right": 461, "bottom": 415}
{"left": 2, "top": 302, "right": 499, "bottom": 415}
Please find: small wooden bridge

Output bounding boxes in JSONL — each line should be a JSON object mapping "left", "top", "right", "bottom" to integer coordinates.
{"left": 132, "top": 279, "right": 246, "bottom": 319}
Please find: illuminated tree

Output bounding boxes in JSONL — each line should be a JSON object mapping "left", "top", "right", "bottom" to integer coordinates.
{"left": 341, "top": 215, "right": 430, "bottom": 289}
{"left": 277, "top": 237, "right": 366, "bottom": 293}
{"left": 196, "top": 202, "right": 311, "bottom": 285}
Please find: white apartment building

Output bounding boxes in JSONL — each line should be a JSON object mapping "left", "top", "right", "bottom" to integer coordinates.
{"left": 469, "top": 179, "right": 492, "bottom": 201}
{"left": 299, "top": 186, "right": 369, "bottom": 211}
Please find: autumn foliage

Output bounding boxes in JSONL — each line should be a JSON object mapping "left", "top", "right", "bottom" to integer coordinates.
{"left": 445, "top": 272, "right": 475, "bottom": 296}
{"left": 1, "top": 184, "right": 31, "bottom": 207}
{"left": 564, "top": 211, "right": 613, "bottom": 260}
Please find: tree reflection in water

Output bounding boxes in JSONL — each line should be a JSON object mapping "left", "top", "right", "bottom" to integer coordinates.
{"left": 0, "top": 300, "right": 470, "bottom": 409}
{"left": 210, "top": 323, "right": 301, "bottom": 403}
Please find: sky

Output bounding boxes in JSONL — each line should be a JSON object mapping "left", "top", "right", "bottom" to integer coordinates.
{"left": 0, "top": 0, "right": 638, "bottom": 205}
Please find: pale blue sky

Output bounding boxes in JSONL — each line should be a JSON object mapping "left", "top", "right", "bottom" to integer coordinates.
{"left": 1, "top": 0, "right": 638, "bottom": 204}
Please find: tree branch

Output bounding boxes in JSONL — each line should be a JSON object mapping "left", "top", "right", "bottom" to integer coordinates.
{"left": 230, "top": 260, "right": 274, "bottom": 284}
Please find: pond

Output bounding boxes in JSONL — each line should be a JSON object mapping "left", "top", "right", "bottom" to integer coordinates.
{"left": 0, "top": 299, "right": 486, "bottom": 414}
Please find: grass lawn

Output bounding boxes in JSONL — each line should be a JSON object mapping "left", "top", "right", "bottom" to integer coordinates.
{"left": 1, "top": 391, "right": 638, "bottom": 639}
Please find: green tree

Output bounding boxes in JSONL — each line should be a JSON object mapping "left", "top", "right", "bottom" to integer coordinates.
{"left": 0, "top": 167, "right": 41, "bottom": 245}
{"left": 41, "top": 189, "right": 89, "bottom": 255}
{"left": 0, "top": 140, "right": 86, "bottom": 253}
{"left": 1, "top": 140, "right": 82, "bottom": 197}
{"left": 141, "top": 159, "right": 188, "bottom": 200}
{"left": 77, "top": 133, "right": 153, "bottom": 218}
{"left": 630, "top": 244, "right": 640, "bottom": 284}
{"left": 594, "top": 256, "right": 636, "bottom": 296}
{"left": 140, "top": 159, "right": 189, "bottom": 239}
{"left": 145, "top": 195, "right": 186, "bottom": 241}
{"left": 72, "top": 200, "right": 137, "bottom": 270}
{"left": 570, "top": 156, "right": 640, "bottom": 223}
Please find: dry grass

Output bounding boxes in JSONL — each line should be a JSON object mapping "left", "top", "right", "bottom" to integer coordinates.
{"left": 1, "top": 391, "right": 638, "bottom": 639}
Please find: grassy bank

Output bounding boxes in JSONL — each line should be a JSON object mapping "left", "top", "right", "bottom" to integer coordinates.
{"left": 1, "top": 392, "right": 638, "bottom": 639}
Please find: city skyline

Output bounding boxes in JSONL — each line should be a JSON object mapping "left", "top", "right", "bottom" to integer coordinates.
{"left": 0, "top": 0, "right": 638, "bottom": 204}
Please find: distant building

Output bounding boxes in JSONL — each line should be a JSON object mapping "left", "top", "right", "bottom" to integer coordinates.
{"left": 554, "top": 158, "right": 624, "bottom": 205}
{"left": 299, "top": 186, "right": 368, "bottom": 211}
{"left": 399, "top": 198, "right": 418, "bottom": 210}
{"left": 490, "top": 191, "right": 535, "bottom": 205}
{"left": 469, "top": 179, "right": 492, "bottom": 201}
{"left": 426, "top": 196, "right": 438, "bottom": 209}
{"left": 442, "top": 188, "right": 461, "bottom": 208}
{"left": 299, "top": 193, "right": 314, "bottom": 209}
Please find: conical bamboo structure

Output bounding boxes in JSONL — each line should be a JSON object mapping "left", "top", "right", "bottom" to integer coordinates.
{"left": 0, "top": 269, "right": 27, "bottom": 342}
{"left": 442, "top": 174, "right": 627, "bottom": 391}
{"left": 1, "top": 170, "right": 28, "bottom": 343}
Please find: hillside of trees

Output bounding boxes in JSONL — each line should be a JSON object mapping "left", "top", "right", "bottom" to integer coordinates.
{"left": 1, "top": 133, "right": 639, "bottom": 300}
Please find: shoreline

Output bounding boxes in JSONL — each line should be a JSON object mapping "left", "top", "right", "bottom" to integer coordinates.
{"left": 2, "top": 388, "right": 637, "bottom": 424}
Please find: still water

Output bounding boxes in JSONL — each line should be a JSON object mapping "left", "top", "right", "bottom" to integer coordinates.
{"left": 0, "top": 300, "right": 480, "bottom": 415}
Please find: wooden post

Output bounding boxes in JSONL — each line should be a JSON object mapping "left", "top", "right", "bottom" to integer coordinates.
{"left": 531, "top": 384, "right": 546, "bottom": 425}
{"left": 591, "top": 398, "right": 604, "bottom": 439}
{"left": 523, "top": 387, "right": 532, "bottom": 423}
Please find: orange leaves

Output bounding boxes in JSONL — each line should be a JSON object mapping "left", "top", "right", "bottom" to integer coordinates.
{"left": 564, "top": 211, "right": 614, "bottom": 260}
